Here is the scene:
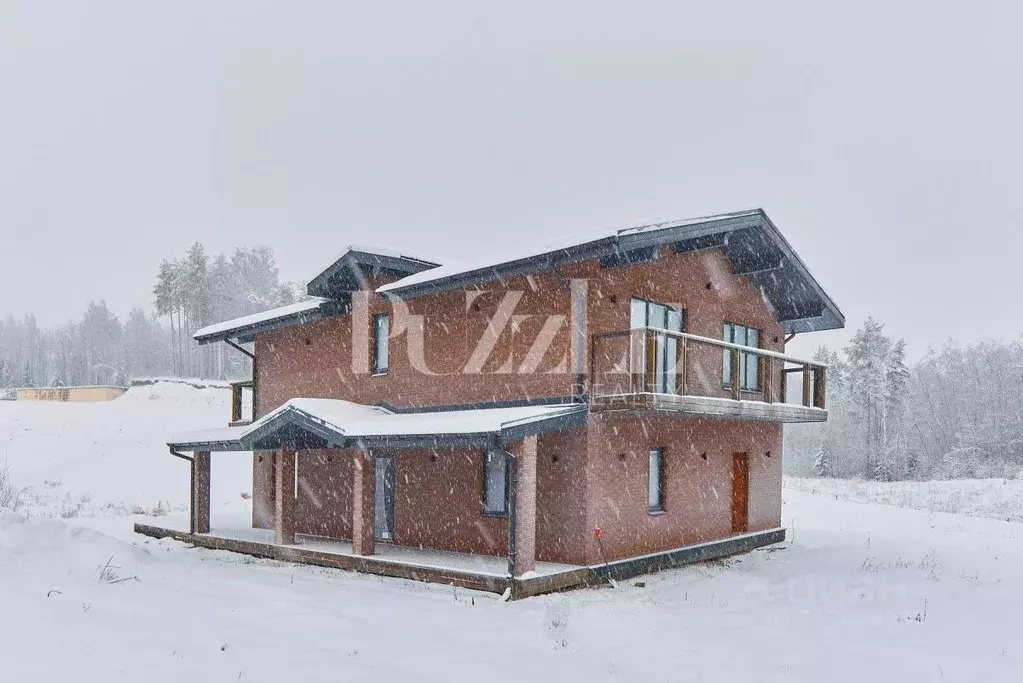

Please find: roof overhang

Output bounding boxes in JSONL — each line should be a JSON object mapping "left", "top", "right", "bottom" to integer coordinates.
{"left": 168, "top": 399, "right": 589, "bottom": 452}
{"left": 192, "top": 297, "right": 344, "bottom": 346}
{"left": 378, "top": 209, "right": 844, "bottom": 334}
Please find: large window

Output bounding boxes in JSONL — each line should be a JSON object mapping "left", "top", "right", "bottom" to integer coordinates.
{"left": 723, "top": 322, "right": 760, "bottom": 392}
{"left": 648, "top": 448, "right": 665, "bottom": 513}
{"left": 631, "top": 299, "right": 685, "bottom": 394}
{"left": 373, "top": 313, "right": 389, "bottom": 375}
{"left": 483, "top": 449, "right": 509, "bottom": 515}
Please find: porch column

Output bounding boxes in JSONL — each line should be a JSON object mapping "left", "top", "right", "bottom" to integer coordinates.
{"left": 274, "top": 448, "right": 297, "bottom": 545}
{"left": 190, "top": 451, "right": 211, "bottom": 534}
{"left": 352, "top": 450, "right": 376, "bottom": 556}
{"left": 511, "top": 435, "right": 538, "bottom": 577}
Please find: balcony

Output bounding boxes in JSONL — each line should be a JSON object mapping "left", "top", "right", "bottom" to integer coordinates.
{"left": 589, "top": 328, "right": 827, "bottom": 423}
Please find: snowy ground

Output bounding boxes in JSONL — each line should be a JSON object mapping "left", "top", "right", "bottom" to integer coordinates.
{"left": 785, "top": 475, "right": 1023, "bottom": 523}
{"left": 1, "top": 384, "right": 1021, "bottom": 681}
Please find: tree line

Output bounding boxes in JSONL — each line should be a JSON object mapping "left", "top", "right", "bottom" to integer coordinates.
{"left": 0, "top": 244, "right": 300, "bottom": 389}
{"left": 786, "top": 317, "right": 1023, "bottom": 480}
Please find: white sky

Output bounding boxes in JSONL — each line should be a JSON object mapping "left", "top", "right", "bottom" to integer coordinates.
{"left": 1, "top": 1, "right": 1019, "bottom": 360}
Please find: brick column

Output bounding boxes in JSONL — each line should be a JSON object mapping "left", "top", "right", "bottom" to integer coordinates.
{"left": 274, "top": 448, "right": 297, "bottom": 545}
{"left": 190, "top": 451, "right": 211, "bottom": 534}
{"left": 512, "top": 436, "right": 537, "bottom": 577}
{"left": 352, "top": 450, "right": 376, "bottom": 556}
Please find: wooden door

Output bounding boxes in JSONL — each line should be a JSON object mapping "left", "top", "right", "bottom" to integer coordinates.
{"left": 731, "top": 452, "right": 749, "bottom": 533}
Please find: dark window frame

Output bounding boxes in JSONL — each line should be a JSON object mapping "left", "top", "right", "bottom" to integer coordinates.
{"left": 482, "top": 448, "right": 510, "bottom": 516}
{"left": 648, "top": 447, "right": 665, "bottom": 513}
{"left": 372, "top": 313, "right": 389, "bottom": 375}
{"left": 723, "top": 321, "right": 761, "bottom": 392}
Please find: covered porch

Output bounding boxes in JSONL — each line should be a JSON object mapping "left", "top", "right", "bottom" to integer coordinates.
{"left": 155, "top": 397, "right": 590, "bottom": 597}
{"left": 135, "top": 513, "right": 590, "bottom": 598}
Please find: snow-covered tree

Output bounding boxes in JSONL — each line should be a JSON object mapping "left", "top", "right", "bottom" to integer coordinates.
{"left": 0, "top": 358, "right": 12, "bottom": 389}
{"left": 812, "top": 436, "right": 833, "bottom": 478}
{"left": 21, "top": 361, "right": 34, "bottom": 388}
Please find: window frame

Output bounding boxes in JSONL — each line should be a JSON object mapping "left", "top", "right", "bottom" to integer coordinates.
{"left": 372, "top": 313, "right": 390, "bottom": 375}
{"left": 648, "top": 447, "right": 665, "bottom": 514}
{"left": 630, "top": 297, "right": 685, "bottom": 332}
{"left": 723, "top": 321, "right": 761, "bottom": 392}
{"left": 482, "top": 448, "right": 510, "bottom": 516}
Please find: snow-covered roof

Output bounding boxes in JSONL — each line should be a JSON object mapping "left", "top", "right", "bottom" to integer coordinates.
{"left": 377, "top": 210, "right": 762, "bottom": 295}
{"left": 376, "top": 208, "right": 843, "bottom": 334}
{"left": 193, "top": 298, "right": 331, "bottom": 344}
{"left": 193, "top": 208, "right": 844, "bottom": 341}
{"left": 169, "top": 398, "right": 587, "bottom": 450}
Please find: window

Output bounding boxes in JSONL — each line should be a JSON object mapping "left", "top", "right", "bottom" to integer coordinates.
{"left": 631, "top": 299, "right": 685, "bottom": 394}
{"left": 373, "top": 313, "right": 389, "bottom": 375}
{"left": 630, "top": 298, "right": 684, "bottom": 332}
{"left": 723, "top": 322, "right": 760, "bottom": 391}
{"left": 483, "top": 449, "right": 509, "bottom": 515}
{"left": 648, "top": 448, "right": 665, "bottom": 512}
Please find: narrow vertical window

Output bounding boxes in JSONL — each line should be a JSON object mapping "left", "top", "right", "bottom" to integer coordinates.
{"left": 484, "top": 449, "right": 509, "bottom": 515}
{"left": 648, "top": 447, "right": 664, "bottom": 512}
{"left": 373, "top": 313, "right": 389, "bottom": 375}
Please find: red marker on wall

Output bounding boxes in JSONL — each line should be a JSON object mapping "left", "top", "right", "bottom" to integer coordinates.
{"left": 593, "top": 526, "right": 617, "bottom": 587}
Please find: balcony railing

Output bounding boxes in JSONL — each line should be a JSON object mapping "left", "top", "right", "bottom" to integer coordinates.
{"left": 589, "top": 327, "right": 826, "bottom": 415}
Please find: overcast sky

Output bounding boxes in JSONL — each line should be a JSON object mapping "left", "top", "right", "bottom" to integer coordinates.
{"left": 1, "top": 1, "right": 1019, "bottom": 360}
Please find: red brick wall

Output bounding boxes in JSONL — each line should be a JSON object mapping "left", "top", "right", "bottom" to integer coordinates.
{"left": 254, "top": 247, "right": 787, "bottom": 417}
{"left": 580, "top": 247, "right": 786, "bottom": 399}
{"left": 254, "top": 283, "right": 575, "bottom": 417}
{"left": 251, "top": 416, "right": 780, "bottom": 565}
{"left": 581, "top": 412, "right": 782, "bottom": 563}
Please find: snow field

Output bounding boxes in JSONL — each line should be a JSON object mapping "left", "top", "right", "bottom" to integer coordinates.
{"left": 0, "top": 381, "right": 1020, "bottom": 681}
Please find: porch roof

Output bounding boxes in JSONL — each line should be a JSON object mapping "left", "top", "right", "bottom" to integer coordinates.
{"left": 168, "top": 398, "right": 588, "bottom": 452}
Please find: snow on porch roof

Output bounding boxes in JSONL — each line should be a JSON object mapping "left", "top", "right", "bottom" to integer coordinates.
{"left": 168, "top": 399, "right": 588, "bottom": 451}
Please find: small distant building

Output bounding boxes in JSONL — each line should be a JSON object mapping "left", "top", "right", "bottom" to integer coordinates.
{"left": 12, "top": 386, "right": 127, "bottom": 402}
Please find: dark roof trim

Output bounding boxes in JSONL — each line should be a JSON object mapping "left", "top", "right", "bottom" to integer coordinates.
{"left": 377, "top": 395, "right": 582, "bottom": 414}
{"left": 168, "top": 438, "right": 250, "bottom": 452}
{"left": 380, "top": 210, "right": 844, "bottom": 333}
{"left": 195, "top": 300, "right": 347, "bottom": 347}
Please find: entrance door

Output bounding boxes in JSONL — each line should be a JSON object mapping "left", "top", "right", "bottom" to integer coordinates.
{"left": 374, "top": 456, "right": 396, "bottom": 541}
{"left": 731, "top": 452, "right": 749, "bottom": 533}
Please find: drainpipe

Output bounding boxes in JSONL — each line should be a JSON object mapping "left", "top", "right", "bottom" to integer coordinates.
{"left": 225, "top": 338, "right": 255, "bottom": 360}
{"left": 169, "top": 447, "right": 193, "bottom": 463}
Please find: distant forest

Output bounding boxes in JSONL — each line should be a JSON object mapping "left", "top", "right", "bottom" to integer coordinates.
{"left": 786, "top": 318, "right": 1023, "bottom": 481}
{"left": 0, "top": 244, "right": 302, "bottom": 387}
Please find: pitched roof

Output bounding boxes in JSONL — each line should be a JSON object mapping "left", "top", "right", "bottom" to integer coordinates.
{"left": 306, "top": 246, "right": 440, "bottom": 299}
{"left": 192, "top": 208, "right": 844, "bottom": 342}
{"left": 168, "top": 399, "right": 587, "bottom": 450}
{"left": 377, "top": 209, "right": 843, "bottom": 333}
{"left": 377, "top": 209, "right": 762, "bottom": 295}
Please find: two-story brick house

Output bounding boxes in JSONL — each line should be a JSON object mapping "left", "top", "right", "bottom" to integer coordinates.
{"left": 138, "top": 209, "right": 843, "bottom": 598}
